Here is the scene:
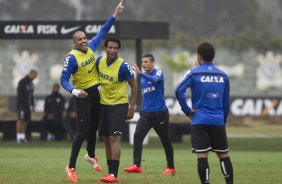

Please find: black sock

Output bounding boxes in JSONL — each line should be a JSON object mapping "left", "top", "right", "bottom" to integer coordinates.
{"left": 68, "top": 163, "right": 75, "bottom": 169}
{"left": 88, "top": 152, "right": 95, "bottom": 158}
{"left": 107, "top": 160, "right": 113, "bottom": 175}
{"left": 167, "top": 162, "right": 174, "bottom": 169}
{"left": 111, "top": 160, "right": 120, "bottom": 178}
{"left": 198, "top": 158, "right": 210, "bottom": 184}
{"left": 220, "top": 157, "right": 233, "bottom": 184}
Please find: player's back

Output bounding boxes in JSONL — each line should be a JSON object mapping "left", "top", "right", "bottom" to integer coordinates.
{"left": 189, "top": 63, "right": 229, "bottom": 126}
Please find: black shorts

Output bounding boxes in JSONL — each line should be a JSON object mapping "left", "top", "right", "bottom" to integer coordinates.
{"left": 17, "top": 107, "right": 31, "bottom": 121}
{"left": 98, "top": 104, "right": 128, "bottom": 136}
{"left": 74, "top": 88, "right": 100, "bottom": 136}
{"left": 140, "top": 110, "right": 169, "bottom": 125}
{"left": 191, "top": 124, "right": 229, "bottom": 153}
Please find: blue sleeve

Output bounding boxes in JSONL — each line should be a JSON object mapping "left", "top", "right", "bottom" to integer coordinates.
{"left": 175, "top": 71, "right": 193, "bottom": 115}
{"left": 87, "top": 16, "right": 116, "bottom": 51}
{"left": 60, "top": 54, "right": 78, "bottom": 93}
{"left": 96, "top": 56, "right": 103, "bottom": 68}
{"left": 140, "top": 69, "right": 162, "bottom": 83}
{"left": 223, "top": 76, "right": 230, "bottom": 124}
{"left": 118, "top": 62, "right": 134, "bottom": 82}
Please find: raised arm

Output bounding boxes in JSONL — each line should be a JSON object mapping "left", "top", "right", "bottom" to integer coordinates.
{"left": 132, "top": 64, "right": 161, "bottom": 83}
{"left": 113, "top": 0, "right": 124, "bottom": 18}
{"left": 88, "top": 0, "right": 125, "bottom": 51}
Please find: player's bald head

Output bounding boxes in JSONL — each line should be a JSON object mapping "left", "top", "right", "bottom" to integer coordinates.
{"left": 73, "top": 31, "right": 86, "bottom": 41}
{"left": 72, "top": 31, "right": 88, "bottom": 51}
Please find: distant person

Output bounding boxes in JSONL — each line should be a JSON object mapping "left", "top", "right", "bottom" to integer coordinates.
{"left": 97, "top": 37, "right": 138, "bottom": 183}
{"left": 60, "top": 1, "right": 124, "bottom": 183}
{"left": 16, "top": 69, "right": 37, "bottom": 143}
{"left": 62, "top": 97, "right": 77, "bottom": 141}
{"left": 175, "top": 42, "right": 233, "bottom": 184}
{"left": 124, "top": 54, "right": 175, "bottom": 175}
{"left": 42, "top": 83, "right": 65, "bottom": 141}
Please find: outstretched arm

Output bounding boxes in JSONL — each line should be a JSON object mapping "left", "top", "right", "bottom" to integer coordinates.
{"left": 88, "top": 0, "right": 125, "bottom": 51}
{"left": 132, "top": 64, "right": 161, "bottom": 83}
{"left": 113, "top": 0, "right": 124, "bottom": 18}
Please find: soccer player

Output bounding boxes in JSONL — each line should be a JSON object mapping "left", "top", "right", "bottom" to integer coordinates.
{"left": 175, "top": 42, "right": 233, "bottom": 184}
{"left": 124, "top": 54, "right": 176, "bottom": 175}
{"left": 60, "top": 1, "right": 125, "bottom": 183}
{"left": 16, "top": 69, "right": 37, "bottom": 143}
{"left": 97, "top": 37, "right": 138, "bottom": 183}
{"left": 42, "top": 83, "right": 65, "bottom": 141}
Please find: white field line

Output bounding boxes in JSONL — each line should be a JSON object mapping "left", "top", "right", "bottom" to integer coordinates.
{"left": 228, "top": 134, "right": 282, "bottom": 138}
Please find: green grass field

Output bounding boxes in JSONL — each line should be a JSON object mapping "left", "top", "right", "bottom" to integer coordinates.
{"left": 0, "top": 136, "right": 282, "bottom": 184}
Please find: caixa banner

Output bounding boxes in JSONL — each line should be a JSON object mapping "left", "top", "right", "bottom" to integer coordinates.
{"left": 0, "top": 21, "right": 118, "bottom": 39}
{"left": 230, "top": 97, "right": 282, "bottom": 116}
{"left": 0, "top": 21, "right": 169, "bottom": 39}
{"left": 164, "top": 97, "right": 282, "bottom": 117}
{"left": 8, "top": 96, "right": 282, "bottom": 117}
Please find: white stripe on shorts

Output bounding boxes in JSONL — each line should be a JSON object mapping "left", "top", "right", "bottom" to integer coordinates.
{"left": 192, "top": 147, "right": 212, "bottom": 153}
{"left": 212, "top": 148, "right": 229, "bottom": 152}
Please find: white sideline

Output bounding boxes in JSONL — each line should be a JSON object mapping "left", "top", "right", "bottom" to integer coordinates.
{"left": 228, "top": 134, "right": 282, "bottom": 138}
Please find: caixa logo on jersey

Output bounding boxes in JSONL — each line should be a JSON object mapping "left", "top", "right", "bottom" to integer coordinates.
{"left": 230, "top": 97, "right": 282, "bottom": 116}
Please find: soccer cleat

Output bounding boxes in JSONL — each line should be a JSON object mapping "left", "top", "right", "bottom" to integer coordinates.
{"left": 22, "top": 139, "right": 28, "bottom": 143}
{"left": 17, "top": 139, "right": 22, "bottom": 144}
{"left": 101, "top": 174, "right": 118, "bottom": 183}
{"left": 65, "top": 165, "right": 78, "bottom": 183}
{"left": 17, "top": 139, "right": 28, "bottom": 143}
{"left": 84, "top": 154, "right": 102, "bottom": 171}
{"left": 123, "top": 164, "right": 142, "bottom": 173}
{"left": 162, "top": 168, "right": 176, "bottom": 175}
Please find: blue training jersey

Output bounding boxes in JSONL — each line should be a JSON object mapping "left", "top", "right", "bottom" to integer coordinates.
{"left": 60, "top": 16, "right": 116, "bottom": 93}
{"left": 175, "top": 62, "right": 230, "bottom": 126}
{"left": 140, "top": 68, "right": 167, "bottom": 112}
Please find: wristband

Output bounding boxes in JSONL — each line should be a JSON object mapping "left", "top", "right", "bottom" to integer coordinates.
{"left": 71, "top": 89, "right": 80, "bottom": 97}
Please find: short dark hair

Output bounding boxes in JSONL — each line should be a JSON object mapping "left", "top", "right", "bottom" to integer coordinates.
{"left": 104, "top": 37, "right": 121, "bottom": 48}
{"left": 53, "top": 83, "right": 60, "bottom": 88}
{"left": 142, "top": 54, "right": 155, "bottom": 62}
{"left": 197, "top": 42, "right": 215, "bottom": 62}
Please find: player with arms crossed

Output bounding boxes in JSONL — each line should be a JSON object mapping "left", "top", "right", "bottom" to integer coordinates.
{"left": 60, "top": 1, "right": 125, "bottom": 182}
{"left": 175, "top": 42, "right": 233, "bottom": 184}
